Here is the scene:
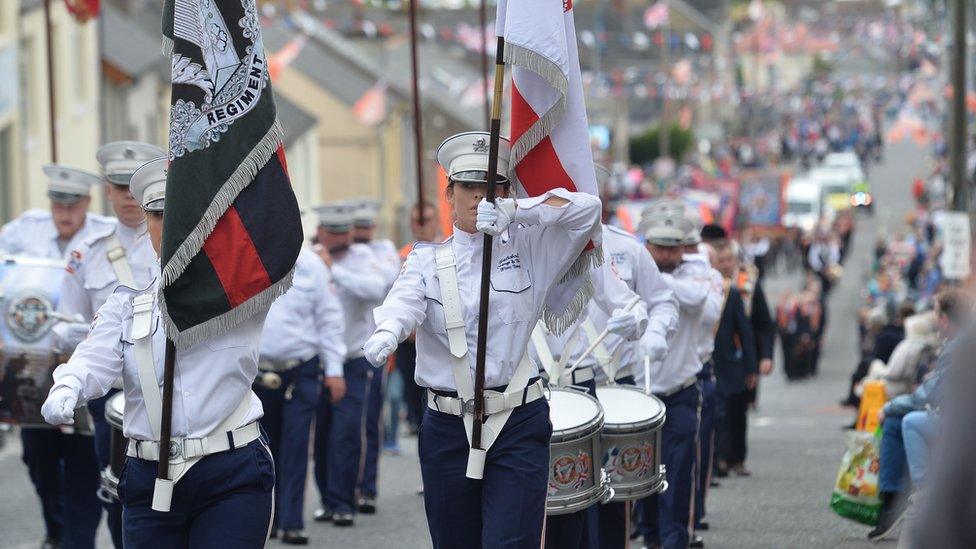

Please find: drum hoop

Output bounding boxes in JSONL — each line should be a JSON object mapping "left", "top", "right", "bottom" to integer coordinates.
{"left": 601, "top": 413, "right": 666, "bottom": 434}
{"left": 105, "top": 393, "right": 126, "bottom": 427}
{"left": 548, "top": 389, "right": 605, "bottom": 443}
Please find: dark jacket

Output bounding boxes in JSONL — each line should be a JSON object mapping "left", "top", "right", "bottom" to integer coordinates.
{"left": 873, "top": 324, "right": 905, "bottom": 364}
{"left": 750, "top": 281, "right": 776, "bottom": 361}
{"left": 713, "top": 287, "right": 758, "bottom": 397}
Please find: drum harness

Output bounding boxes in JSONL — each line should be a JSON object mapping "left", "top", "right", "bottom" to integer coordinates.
{"left": 430, "top": 242, "right": 546, "bottom": 479}
{"left": 124, "top": 291, "right": 259, "bottom": 511}
{"left": 106, "top": 235, "right": 136, "bottom": 289}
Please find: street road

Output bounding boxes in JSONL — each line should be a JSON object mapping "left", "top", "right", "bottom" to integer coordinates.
{"left": 0, "top": 141, "right": 924, "bottom": 548}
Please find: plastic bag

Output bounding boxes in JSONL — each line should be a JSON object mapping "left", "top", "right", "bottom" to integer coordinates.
{"left": 829, "top": 430, "right": 881, "bottom": 526}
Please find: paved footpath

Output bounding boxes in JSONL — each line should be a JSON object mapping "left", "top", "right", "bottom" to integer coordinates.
{"left": 0, "top": 142, "right": 923, "bottom": 548}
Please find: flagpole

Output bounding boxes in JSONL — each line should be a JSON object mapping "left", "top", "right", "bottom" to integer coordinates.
{"left": 43, "top": 0, "right": 58, "bottom": 163}
{"left": 407, "top": 0, "right": 425, "bottom": 205}
{"left": 472, "top": 36, "right": 506, "bottom": 450}
{"left": 157, "top": 340, "right": 177, "bottom": 482}
{"left": 479, "top": 0, "right": 490, "bottom": 128}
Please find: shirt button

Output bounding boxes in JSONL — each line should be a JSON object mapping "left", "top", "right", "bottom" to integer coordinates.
{"left": 183, "top": 391, "right": 191, "bottom": 397}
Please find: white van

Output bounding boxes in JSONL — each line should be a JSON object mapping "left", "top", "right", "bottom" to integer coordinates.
{"left": 783, "top": 177, "right": 822, "bottom": 232}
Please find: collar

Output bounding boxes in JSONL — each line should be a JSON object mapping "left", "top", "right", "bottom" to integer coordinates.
{"left": 451, "top": 226, "right": 482, "bottom": 247}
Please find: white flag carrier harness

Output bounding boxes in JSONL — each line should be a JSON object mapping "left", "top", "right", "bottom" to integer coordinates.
{"left": 127, "top": 292, "right": 257, "bottom": 512}
{"left": 106, "top": 235, "right": 136, "bottom": 288}
{"left": 432, "top": 241, "right": 545, "bottom": 479}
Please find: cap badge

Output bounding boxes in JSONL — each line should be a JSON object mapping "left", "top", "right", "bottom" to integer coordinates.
{"left": 472, "top": 137, "right": 489, "bottom": 153}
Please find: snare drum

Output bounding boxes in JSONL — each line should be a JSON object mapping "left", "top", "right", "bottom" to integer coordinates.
{"left": 596, "top": 385, "right": 667, "bottom": 501}
{"left": 100, "top": 392, "right": 127, "bottom": 500}
{"left": 546, "top": 387, "right": 609, "bottom": 515}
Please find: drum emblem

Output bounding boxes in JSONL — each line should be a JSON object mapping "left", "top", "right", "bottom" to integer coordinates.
{"left": 606, "top": 442, "right": 655, "bottom": 479}
{"left": 6, "top": 294, "right": 54, "bottom": 343}
{"left": 550, "top": 451, "right": 591, "bottom": 493}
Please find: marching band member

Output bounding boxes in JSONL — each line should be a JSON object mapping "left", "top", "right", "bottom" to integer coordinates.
{"left": 41, "top": 157, "right": 276, "bottom": 547}
{"left": 256, "top": 246, "right": 347, "bottom": 544}
{"left": 363, "top": 131, "right": 602, "bottom": 548}
{"left": 54, "top": 141, "right": 164, "bottom": 548}
{"left": 0, "top": 165, "right": 115, "bottom": 549}
{"left": 310, "top": 203, "right": 389, "bottom": 527}
{"left": 349, "top": 199, "right": 400, "bottom": 514}
{"left": 638, "top": 208, "right": 718, "bottom": 549}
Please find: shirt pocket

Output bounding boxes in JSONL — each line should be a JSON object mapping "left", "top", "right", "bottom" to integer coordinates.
{"left": 83, "top": 269, "right": 118, "bottom": 292}
{"left": 423, "top": 296, "right": 448, "bottom": 335}
{"left": 490, "top": 268, "right": 533, "bottom": 324}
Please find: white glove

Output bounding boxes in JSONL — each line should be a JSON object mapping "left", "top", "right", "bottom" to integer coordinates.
{"left": 41, "top": 385, "right": 79, "bottom": 426}
{"left": 476, "top": 198, "right": 517, "bottom": 236}
{"left": 606, "top": 309, "right": 640, "bottom": 339}
{"left": 643, "top": 331, "right": 668, "bottom": 363}
{"left": 363, "top": 330, "right": 398, "bottom": 368}
{"left": 52, "top": 315, "right": 91, "bottom": 351}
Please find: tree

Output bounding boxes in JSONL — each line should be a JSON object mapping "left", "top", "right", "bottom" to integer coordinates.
{"left": 629, "top": 124, "right": 695, "bottom": 166}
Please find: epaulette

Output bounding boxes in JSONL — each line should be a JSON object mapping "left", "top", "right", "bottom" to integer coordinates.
{"left": 81, "top": 225, "right": 117, "bottom": 248}
{"left": 112, "top": 277, "right": 157, "bottom": 295}
{"left": 605, "top": 224, "right": 639, "bottom": 242}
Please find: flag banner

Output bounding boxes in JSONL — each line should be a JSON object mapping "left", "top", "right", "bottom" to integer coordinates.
{"left": 497, "top": 0, "right": 601, "bottom": 334}
{"left": 160, "top": 0, "right": 303, "bottom": 348}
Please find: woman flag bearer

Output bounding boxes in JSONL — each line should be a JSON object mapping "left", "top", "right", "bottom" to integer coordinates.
{"left": 41, "top": 158, "right": 276, "bottom": 548}
{"left": 363, "top": 131, "right": 602, "bottom": 548}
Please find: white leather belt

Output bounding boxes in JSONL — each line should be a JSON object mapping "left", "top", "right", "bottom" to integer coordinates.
{"left": 427, "top": 379, "right": 547, "bottom": 417}
{"left": 657, "top": 376, "right": 699, "bottom": 398}
{"left": 258, "top": 355, "right": 314, "bottom": 373}
{"left": 566, "top": 366, "right": 595, "bottom": 385}
{"left": 126, "top": 421, "right": 261, "bottom": 462}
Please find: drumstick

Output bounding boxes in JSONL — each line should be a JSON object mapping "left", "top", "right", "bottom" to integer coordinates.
{"left": 568, "top": 296, "right": 641, "bottom": 371}
{"left": 643, "top": 355, "right": 652, "bottom": 395}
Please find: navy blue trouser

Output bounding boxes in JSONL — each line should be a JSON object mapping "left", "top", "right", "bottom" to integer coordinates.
{"left": 639, "top": 383, "right": 700, "bottom": 549}
{"left": 420, "top": 397, "right": 551, "bottom": 548}
{"left": 597, "top": 374, "right": 637, "bottom": 549}
{"left": 21, "top": 427, "right": 102, "bottom": 549}
{"left": 357, "top": 365, "right": 385, "bottom": 498}
{"left": 313, "top": 376, "right": 334, "bottom": 512}
{"left": 694, "top": 370, "right": 717, "bottom": 528}
{"left": 326, "top": 357, "right": 372, "bottom": 515}
{"left": 546, "top": 377, "right": 598, "bottom": 549}
{"left": 89, "top": 390, "right": 124, "bottom": 548}
{"left": 253, "top": 357, "right": 321, "bottom": 530}
{"left": 119, "top": 438, "right": 275, "bottom": 548}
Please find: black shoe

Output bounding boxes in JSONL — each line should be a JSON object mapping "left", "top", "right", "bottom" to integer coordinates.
{"left": 714, "top": 467, "right": 729, "bottom": 478}
{"left": 332, "top": 513, "right": 354, "bottom": 527}
{"left": 269, "top": 529, "right": 279, "bottom": 539}
{"left": 690, "top": 533, "right": 705, "bottom": 548}
{"left": 281, "top": 530, "right": 309, "bottom": 545}
{"left": 696, "top": 520, "right": 710, "bottom": 531}
{"left": 357, "top": 497, "right": 377, "bottom": 514}
{"left": 710, "top": 479, "right": 721, "bottom": 488}
{"left": 313, "top": 508, "right": 333, "bottom": 522}
{"left": 867, "top": 491, "right": 909, "bottom": 541}
{"left": 41, "top": 539, "right": 60, "bottom": 549}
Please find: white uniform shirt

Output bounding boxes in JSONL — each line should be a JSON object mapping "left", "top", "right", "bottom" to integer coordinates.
{"left": 373, "top": 189, "right": 602, "bottom": 391}
{"left": 682, "top": 251, "right": 725, "bottom": 360}
{"left": 646, "top": 259, "right": 718, "bottom": 394}
{"left": 367, "top": 238, "right": 402, "bottom": 286}
{"left": 587, "top": 225, "right": 678, "bottom": 381}
{"left": 55, "top": 222, "right": 159, "bottom": 349}
{"left": 261, "top": 248, "right": 347, "bottom": 376}
{"left": 50, "top": 287, "right": 267, "bottom": 441}
{"left": 330, "top": 243, "right": 390, "bottom": 357}
{"left": 0, "top": 209, "right": 116, "bottom": 260}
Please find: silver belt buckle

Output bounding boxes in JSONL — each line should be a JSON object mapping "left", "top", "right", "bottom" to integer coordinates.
{"left": 461, "top": 397, "right": 476, "bottom": 416}
{"left": 168, "top": 439, "right": 183, "bottom": 460}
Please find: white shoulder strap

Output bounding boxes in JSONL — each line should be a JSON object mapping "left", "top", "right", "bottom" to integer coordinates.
{"left": 582, "top": 318, "right": 615, "bottom": 379}
{"left": 530, "top": 321, "right": 556, "bottom": 377}
{"left": 107, "top": 234, "right": 136, "bottom": 288}
{"left": 130, "top": 292, "right": 161, "bottom": 438}
{"left": 432, "top": 240, "right": 534, "bottom": 480}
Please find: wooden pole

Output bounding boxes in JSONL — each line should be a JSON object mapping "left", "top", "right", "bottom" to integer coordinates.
{"left": 659, "top": 0, "right": 670, "bottom": 160}
{"left": 950, "top": 0, "right": 969, "bottom": 213}
{"left": 479, "top": 0, "right": 490, "bottom": 129}
{"left": 157, "top": 340, "right": 177, "bottom": 479}
{"left": 408, "top": 0, "right": 425, "bottom": 205}
{"left": 472, "top": 36, "right": 506, "bottom": 449}
{"left": 43, "top": 0, "right": 58, "bottom": 163}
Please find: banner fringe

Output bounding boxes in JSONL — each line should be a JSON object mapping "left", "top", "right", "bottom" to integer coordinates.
{"left": 161, "top": 120, "right": 283, "bottom": 288}
{"left": 159, "top": 265, "right": 296, "bottom": 350}
{"left": 541, "top": 275, "right": 594, "bottom": 335}
{"left": 162, "top": 36, "right": 174, "bottom": 56}
{"left": 504, "top": 43, "right": 569, "bottom": 174}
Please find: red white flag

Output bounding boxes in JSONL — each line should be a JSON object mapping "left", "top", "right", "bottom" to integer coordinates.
{"left": 353, "top": 82, "right": 388, "bottom": 126}
{"left": 497, "top": 0, "right": 600, "bottom": 332}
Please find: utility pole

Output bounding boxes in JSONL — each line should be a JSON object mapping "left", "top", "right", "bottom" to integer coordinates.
{"left": 659, "top": 0, "right": 671, "bottom": 160}
{"left": 950, "top": 0, "right": 969, "bottom": 214}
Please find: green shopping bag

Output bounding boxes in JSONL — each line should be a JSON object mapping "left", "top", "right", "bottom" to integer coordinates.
{"left": 829, "top": 429, "right": 882, "bottom": 526}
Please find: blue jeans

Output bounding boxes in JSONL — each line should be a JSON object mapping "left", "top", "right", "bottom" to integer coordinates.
{"left": 640, "top": 383, "right": 701, "bottom": 549}
{"left": 253, "top": 357, "right": 321, "bottom": 530}
{"left": 879, "top": 415, "right": 909, "bottom": 494}
{"left": 420, "top": 398, "right": 551, "bottom": 548}
{"left": 326, "top": 357, "right": 372, "bottom": 514}
{"left": 902, "top": 411, "right": 940, "bottom": 486}
{"left": 119, "top": 438, "right": 274, "bottom": 548}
